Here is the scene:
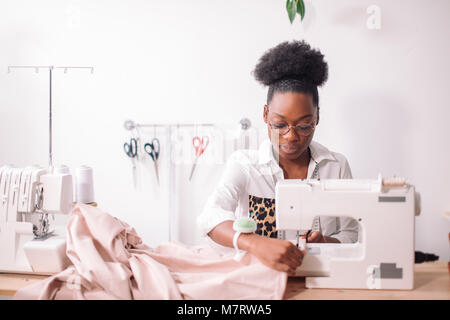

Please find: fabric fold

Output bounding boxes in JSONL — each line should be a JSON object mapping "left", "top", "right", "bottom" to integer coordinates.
{"left": 14, "top": 204, "right": 287, "bottom": 300}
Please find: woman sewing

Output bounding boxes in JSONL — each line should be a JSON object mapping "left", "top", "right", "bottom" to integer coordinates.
{"left": 197, "top": 40, "right": 358, "bottom": 275}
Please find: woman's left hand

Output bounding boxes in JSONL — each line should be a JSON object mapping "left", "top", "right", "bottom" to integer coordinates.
{"left": 307, "top": 231, "right": 340, "bottom": 243}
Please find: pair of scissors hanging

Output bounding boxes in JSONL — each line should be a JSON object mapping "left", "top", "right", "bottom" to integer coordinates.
{"left": 144, "top": 126, "right": 160, "bottom": 186}
{"left": 188, "top": 134, "right": 210, "bottom": 181}
{"left": 144, "top": 138, "right": 160, "bottom": 185}
{"left": 123, "top": 137, "right": 138, "bottom": 187}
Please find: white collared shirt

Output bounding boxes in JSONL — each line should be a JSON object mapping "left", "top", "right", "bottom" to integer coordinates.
{"left": 197, "top": 139, "right": 359, "bottom": 243}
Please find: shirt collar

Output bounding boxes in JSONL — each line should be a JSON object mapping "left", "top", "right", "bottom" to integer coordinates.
{"left": 258, "top": 139, "right": 276, "bottom": 165}
{"left": 309, "top": 140, "right": 337, "bottom": 164}
{"left": 258, "top": 139, "right": 336, "bottom": 166}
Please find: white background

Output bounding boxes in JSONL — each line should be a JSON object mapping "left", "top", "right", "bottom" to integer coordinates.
{"left": 0, "top": 0, "right": 448, "bottom": 260}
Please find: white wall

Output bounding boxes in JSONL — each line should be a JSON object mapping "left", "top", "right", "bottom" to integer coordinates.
{"left": 0, "top": 0, "right": 448, "bottom": 260}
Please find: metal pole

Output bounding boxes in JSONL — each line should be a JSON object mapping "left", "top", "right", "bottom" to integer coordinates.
{"left": 136, "top": 123, "right": 216, "bottom": 128}
{"left": 49, "top": 66, "right": 53, "bottom": 169}
{"left": 168, "top": 125, "right": 173, "bottom": 242}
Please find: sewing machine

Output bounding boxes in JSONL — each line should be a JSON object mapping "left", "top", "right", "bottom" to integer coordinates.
{"left": 275, "top": 175, "right": 420, "bottom": 290}
{"left": 0, "top": 165, "right": 73, "bottom": 275}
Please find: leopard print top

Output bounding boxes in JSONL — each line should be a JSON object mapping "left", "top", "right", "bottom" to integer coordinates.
{"left": 249, "top": 195, "right": 277, "bottom": 238}
{"left": 248, "top": 160, "right": 319, "bottom": 239}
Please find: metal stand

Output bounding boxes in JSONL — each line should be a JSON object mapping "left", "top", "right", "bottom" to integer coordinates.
{"left": 8, "top": 65, "right": 94, "bottom": 170}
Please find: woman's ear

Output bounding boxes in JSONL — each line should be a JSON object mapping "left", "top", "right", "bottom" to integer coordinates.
{"left": 263, "top": 105, "right": 268, "bottom": 123}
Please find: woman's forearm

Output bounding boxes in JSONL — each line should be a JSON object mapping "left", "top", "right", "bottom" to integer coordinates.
{"left": 208, "top": 221, "right": 306, "bottom": 274}
{"left": 207, "top": 220, "right": 261, "bottom": 252}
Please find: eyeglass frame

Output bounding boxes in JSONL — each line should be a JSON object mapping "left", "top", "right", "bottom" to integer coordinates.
{"left": 267, "top": 115, "right": 318, "bottom": 137}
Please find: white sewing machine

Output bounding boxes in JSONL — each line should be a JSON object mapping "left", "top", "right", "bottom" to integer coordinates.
{"left": 275, "top": 175, "right": 420, "bottom": 290}
{"left": 0, "top": 165, "right": 73, "bottom": 275}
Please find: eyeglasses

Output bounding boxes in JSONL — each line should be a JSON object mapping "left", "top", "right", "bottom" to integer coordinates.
{"left": 268, "top": 119, "right": 317, "bottom": 136}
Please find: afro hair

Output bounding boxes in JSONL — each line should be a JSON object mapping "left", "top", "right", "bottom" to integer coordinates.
{"left": 252, "top": 40, "right": 328, "bottom": 87}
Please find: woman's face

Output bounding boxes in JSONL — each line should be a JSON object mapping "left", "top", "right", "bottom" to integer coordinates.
{"left": 263, "top": 91, "right": 318, "bottom": 161}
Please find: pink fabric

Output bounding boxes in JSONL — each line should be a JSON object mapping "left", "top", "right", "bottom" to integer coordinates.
{"left": 13, "top": 204, "right": 287, "bottom": 300}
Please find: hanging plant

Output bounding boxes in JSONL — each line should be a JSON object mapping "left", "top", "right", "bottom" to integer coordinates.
{"left": 286, "top": 0, "right": 305, "bottom": 24}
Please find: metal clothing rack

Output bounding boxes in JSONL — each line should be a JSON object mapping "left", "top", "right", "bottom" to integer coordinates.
{"left": 123, "top": 119, "right": 253, "bottom": 242}
{"left": 7, "top": 65, "right": 94, "bottom": 170}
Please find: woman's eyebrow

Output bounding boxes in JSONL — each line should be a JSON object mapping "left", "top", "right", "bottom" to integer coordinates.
{"left": 273, "top": 112, "right": 313, "bottom": 121}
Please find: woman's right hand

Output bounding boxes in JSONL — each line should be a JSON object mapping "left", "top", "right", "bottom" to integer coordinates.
{"left": 248, "top": 236, "right": 306, "bottom": 275}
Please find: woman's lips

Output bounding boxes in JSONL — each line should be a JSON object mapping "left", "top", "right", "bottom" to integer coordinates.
{"left": 280, "top": 144, "right": 301, "bottom": 154}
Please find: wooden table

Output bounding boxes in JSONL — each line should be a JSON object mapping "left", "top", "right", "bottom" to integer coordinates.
{"left": 285, "top": 261, "right": 449, "bottom": 299}
{"left": 1, "top": 261, "right": 448, "bottom": 299}
{"left": 0, "top": 273, "right": 48, "bottom": 297}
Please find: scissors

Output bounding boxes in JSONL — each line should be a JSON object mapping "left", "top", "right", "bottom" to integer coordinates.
{"left": 144, "top": 138, "right": 160, "bottom": 185}
{"left": 124, "top": 138, "right": 138, "bottom": 187}
{"left": 188, "top": 136, "right": 209, "bottom": 181}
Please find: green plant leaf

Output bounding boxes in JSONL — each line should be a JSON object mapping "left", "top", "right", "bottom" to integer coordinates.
{"left": 297, "top": 0, "right": 305, "bottom": 21}
{"left": 286, "top": 0, "right": 297, "bottom": 24}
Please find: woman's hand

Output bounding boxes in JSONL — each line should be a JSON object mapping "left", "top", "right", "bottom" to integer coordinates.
{"left": 248, "top": 236, "right": 305, "bottom": 275}
{"left": 307, "top": 231, "right": 340, "bottom": 243}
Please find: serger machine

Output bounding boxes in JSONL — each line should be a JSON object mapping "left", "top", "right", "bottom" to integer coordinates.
{"left": 275, "top": 175, "right": 420, "bottom": 290}
{"left": 0, "top": 165, "right": 73, "bottom": 275}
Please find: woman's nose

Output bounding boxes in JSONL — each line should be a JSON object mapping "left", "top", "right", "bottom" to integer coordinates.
{"left": 285, "top": 126, "right": 300, "bottom": 142}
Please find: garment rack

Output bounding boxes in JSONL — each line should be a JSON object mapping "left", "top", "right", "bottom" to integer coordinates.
{"left": 123, "top": 119, "right": 252, "bottom": 242}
